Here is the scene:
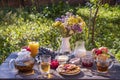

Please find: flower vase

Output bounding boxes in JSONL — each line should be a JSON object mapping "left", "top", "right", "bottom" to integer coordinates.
{"left": 60, "top": 37, "right": 71, "bottom": 54}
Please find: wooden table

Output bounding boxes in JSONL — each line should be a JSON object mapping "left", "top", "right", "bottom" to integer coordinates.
{"left": 0, "top": 52, "right": 120, "bottom": 79}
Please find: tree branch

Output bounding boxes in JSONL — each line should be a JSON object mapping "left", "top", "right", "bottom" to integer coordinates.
{"left": 91, "top": 5, "right": 99, "bottom": 45}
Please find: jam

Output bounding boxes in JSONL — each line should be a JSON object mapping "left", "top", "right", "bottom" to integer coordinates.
{"left": 82, "top": 62, "right": 93, "bottom": 67}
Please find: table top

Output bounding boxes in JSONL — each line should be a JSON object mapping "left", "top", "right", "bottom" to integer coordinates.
{"left": 0, "top": 52, "right": 120, "bottom": 79}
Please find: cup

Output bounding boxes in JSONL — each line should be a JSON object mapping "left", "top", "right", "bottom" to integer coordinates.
{"left": 40, "top": 55, "right": 51, "bottom": 74}
{"left": 81, "top": 55, "right": 94, "bottom": 67}
{"left": 96, "top": 54, "right": 113, "bottom": 73}
{"left": 28, "top": 41, "right": 39, "bottom": 58}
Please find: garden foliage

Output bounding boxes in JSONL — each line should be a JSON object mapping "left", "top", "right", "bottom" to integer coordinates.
{"left": 0, "top": 1, "right": 120, "bottom": 63}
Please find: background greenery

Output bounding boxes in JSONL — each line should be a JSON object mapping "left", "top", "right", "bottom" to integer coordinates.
{"left": 0, "top": 1, "right": 120, "bottom": 64}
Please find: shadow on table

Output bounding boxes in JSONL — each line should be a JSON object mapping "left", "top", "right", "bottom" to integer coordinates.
{"left": 60, "top": 71, "right": 84, "bottom": 79}
{"left": 15, "top": 69, "right": 40, "bottom": 79}
{"left": 109, "top": 63, "right": 120, "bottom": 79}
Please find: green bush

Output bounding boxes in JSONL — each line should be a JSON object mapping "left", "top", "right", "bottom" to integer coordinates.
{"left": 0, "top": 3, "right": 120, "bottom": 64}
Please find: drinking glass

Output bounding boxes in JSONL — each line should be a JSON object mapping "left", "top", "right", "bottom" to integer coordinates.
{"left": 81, "top": 55, "right": 94, "bottom": 67}
{"left": 96, "top": 54, "right": 113, "bottom": 73}
{"left": 28, "top": 41, "right": 39, "bottom": 58}
{"left": 40, "top": 55, "right": 51, "bottom": 77}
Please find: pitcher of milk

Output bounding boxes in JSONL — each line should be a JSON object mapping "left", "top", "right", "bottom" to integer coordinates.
{"left": 73, "top": 41, "right": 86, "bottom": 58}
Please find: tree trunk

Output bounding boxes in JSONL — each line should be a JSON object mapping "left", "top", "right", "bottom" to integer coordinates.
{"left": 91, "top": 6, "right": 99, "bottom": 45}
{"left": 20, "top": 0, "right": 25, "bottom": 7}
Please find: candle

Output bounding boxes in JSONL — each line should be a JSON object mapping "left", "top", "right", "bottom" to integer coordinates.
{"left": 28, "top": 41, "right": 39, "bottom": 58}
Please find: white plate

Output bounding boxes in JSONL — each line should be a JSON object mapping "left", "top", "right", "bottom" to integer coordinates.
{"left": 56, "top": 64, "right": 81, "bottom": 75}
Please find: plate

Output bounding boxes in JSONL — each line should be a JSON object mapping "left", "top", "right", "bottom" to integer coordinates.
{"left": 56, "top": 64, "right": 81, "bottom": 75}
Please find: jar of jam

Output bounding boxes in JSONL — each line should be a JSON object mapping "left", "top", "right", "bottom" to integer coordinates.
{"left": 81, "top": 55, "right": 94, "bottom": 67}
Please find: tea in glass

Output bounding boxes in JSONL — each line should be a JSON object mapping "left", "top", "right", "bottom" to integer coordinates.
{"left": 41, "top": 62, "right": 50, "bottom": 73}
{"left": 96, "top": 54, "right": 113, "bottom": 73}
{"left": 97, "top": 62, "right": 109, "bottom": 73}
{"left": 40, "top": 55, "right": 51, "bottom": 74}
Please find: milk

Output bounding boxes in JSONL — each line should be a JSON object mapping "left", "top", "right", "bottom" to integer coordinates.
{"left": 74, "top": 41, "right": 86, "bottom": 58}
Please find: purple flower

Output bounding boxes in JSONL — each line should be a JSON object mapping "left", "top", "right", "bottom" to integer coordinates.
{"left": 55, "top": 17, "right": 65, "bottom": 23}
{"left": 72, "top": 24, "right": 82, "bottom": 33}
{"left": 55, "top": 18, "right": 62, "bottom": 22}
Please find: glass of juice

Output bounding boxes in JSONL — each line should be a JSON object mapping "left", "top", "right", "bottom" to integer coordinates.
{"left": 28, "top": 41, "right": 39, "bottom": 58}
{"left": 40, "top": 55, "right": 51, "bottom": 78}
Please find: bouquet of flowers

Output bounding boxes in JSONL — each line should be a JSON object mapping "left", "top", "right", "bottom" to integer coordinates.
{"left": 52, "top": 12, "right": 86, "bottom": 37}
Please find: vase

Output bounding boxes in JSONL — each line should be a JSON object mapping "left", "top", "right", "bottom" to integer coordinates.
{"left": 60, "top": 37, "right": 71, "bottom": 54}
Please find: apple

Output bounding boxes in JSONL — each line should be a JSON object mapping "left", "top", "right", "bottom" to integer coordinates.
{"left": 22, "top": 46, "right": 31, "bottom": 52}
{"left": 95, "top": 49, "right": 102, "bottom": 55}
{"left": 92, "top": 48, "right": 98, "bottom": 54}
{"left": 50, "top": 60, "right": 59, "bottom": 69}
{"left": 99, "top": 47, "right": 108, "bottom": 54}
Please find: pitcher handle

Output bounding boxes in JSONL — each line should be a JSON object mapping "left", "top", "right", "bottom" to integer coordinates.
{"left": 108, "top": 60, "right": 114, "bottom": 69}
{"left": 9, "top": 59, "right": 18, "bottom": 73}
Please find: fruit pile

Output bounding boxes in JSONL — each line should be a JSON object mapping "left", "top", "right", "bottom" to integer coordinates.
{"left": 92, "top": 47, "right": 109, "bottom": 59}
{"left": 37, "top": 47, "right": 57, "bottom": 60}
{"left": 92, "top": 47, "right": 108, "bottom": 56}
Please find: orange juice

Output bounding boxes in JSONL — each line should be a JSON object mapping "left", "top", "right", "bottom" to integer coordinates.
{"left": 28, "top": 41, "right": 39, "bottom": 58}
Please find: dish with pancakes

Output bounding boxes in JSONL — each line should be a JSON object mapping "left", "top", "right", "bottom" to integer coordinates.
{"left": 56, "top": 64, "right": 81, "bottom": 75}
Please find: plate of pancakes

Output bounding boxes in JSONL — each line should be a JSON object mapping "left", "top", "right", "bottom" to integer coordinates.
{"left": 56, "top": 64, "right": 81, "bottom": 75}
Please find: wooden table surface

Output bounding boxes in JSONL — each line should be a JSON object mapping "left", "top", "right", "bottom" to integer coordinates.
{"left": 0, "top": 52, "right": 120, "bottom": 79}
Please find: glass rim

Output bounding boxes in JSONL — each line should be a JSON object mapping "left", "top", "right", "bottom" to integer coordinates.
{"left": 28, "top": 41, "right": 39, "bottom": 44}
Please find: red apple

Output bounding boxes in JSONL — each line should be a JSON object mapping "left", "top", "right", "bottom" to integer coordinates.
{"left": 22, "top": 46, "right": 31, "bottom": 52}
{"left": 95, "top": 49, "right": 102, "bottom": 55}
{"left": 99, "top": 47, "right": 108, "bottom": 54}
{"left": 92, "top": 48, "right": 98, "bottom": 54}
{"left": 50, "top": 60, "right": 59, "bottom": 69}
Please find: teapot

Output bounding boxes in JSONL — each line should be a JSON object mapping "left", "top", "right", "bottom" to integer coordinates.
{"left": 9, "top": 49, "right": 35, "bottom": 73}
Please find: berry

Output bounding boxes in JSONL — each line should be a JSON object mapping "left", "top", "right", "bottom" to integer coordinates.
{"left": 37, "top": 47, "right": 57, "bottom": 60}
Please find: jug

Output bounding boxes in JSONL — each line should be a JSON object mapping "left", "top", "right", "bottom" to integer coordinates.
{"left": 96, "top": 54, "right": 114, "bottom": 73}
{"left": 9, "top": 49, "right": 35, "bottom": 73}
{"left": 74, "top": 41, "right": 86, "bottom": 58}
